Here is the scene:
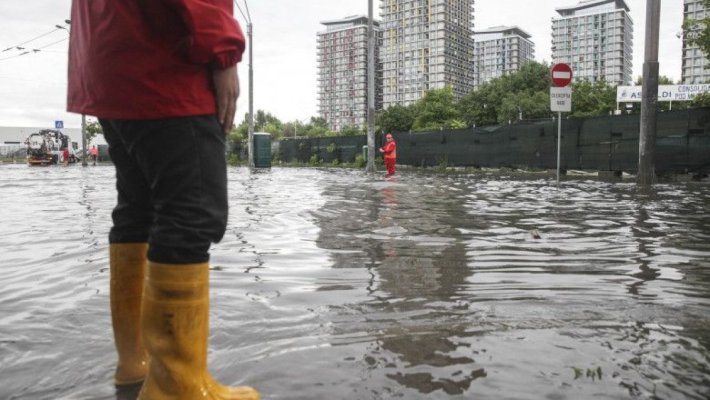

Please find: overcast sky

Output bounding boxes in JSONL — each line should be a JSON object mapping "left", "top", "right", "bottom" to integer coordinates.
{"left": 0, "top": 0, "right": 685, "bottom": 129}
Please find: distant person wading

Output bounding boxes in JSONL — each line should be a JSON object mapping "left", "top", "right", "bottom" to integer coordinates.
{"left": 379, "top": 133, "right": 397, "bottom": 176}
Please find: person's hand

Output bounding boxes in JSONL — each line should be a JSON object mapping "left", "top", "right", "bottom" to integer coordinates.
{"left": 212, "top": 65, "right": 239, "bottom": 135}
{"left": 379, "top": 148, "right": 384, "bottom": 153}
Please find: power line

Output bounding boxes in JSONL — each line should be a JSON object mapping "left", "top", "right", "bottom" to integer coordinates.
{"left": 0, "top": 37, "right": 68, "bottom": 62}
{"left": 233, "top": 0, "right": 249, "bottom": 23}
{"left": 2, "top": 28, "right": 63, "bottom": 53}
{"left": 243, "top": 0, "right": 251, "bottom": 23}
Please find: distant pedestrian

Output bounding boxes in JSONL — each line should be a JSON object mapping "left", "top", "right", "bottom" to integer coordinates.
{"left": 90, "top": 145, "right": 98, "bottom": 165}
{"left": 62, "top": 147, "right": 69, "bottom": 165}
{"left": 379, "top": 133, "right": 397, "bottom": 176}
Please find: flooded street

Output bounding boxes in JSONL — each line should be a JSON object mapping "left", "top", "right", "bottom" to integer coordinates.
{"left": 1, "top": 164, "right": 709, "bottom": 399}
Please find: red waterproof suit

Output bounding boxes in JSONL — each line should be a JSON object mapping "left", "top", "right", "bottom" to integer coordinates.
{"left": 381, "top": 140, "right": 397, "bottom": 175}
{"left": 67, "top": 0, "right": 245, "bottom": 119}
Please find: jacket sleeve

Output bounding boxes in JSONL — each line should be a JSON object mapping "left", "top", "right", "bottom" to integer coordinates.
{"left": 162, "top": 0, "right": 246, "bottom": 68}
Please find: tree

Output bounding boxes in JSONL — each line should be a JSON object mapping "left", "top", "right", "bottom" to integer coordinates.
{"left": 377, "top": 104, "right": 414, "bottom": 133}
{"left": 459, "top": 61, "right": 551, "bottom": 126}
{"left": 458, "top": 87, "right": 497, "bottom": 127}
{"left": 570, "top": 80, "right": 617, "bottom": 118}
{"left": 254, "top": 110, "right": 281, "bottom": 132}
{"left": 85, "top": 118, "right": 103, "bottom": 143}
{"left": 339, "top": 124, "right": 364, "bottom": 136}
{"left": 692, "top": 92, "right": 710, "bottom": 107}
{"left": 498, "top": 91, "right": 551, "bottom": 123}
{"left": 683, "top": 0, "right": 710, "bottom": 59}
{"left": 411, "top": 86, "right": 460, "bottom": 131}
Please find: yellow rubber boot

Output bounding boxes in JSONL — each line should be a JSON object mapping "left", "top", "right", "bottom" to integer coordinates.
{"left": 110, "top": 243, "right": 150, "bottom": 386}
{"left": 138, "top": 262, "right": 260, "bottom": 400}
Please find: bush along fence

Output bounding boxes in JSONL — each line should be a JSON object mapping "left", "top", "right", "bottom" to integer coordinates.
{"left": 266, "top": 108, "right": 710, "bottom": 176}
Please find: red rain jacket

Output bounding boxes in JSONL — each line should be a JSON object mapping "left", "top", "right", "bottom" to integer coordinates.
{"left": 381, "top": 141, "right": 396, "bottom": 160}
{"left": 67, "top": 0, "right": 245, "bottom": 119}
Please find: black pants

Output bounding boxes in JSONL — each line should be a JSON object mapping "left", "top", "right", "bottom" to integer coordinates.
{"left": 101, "top": 116, "right": 228, "bottom": 264}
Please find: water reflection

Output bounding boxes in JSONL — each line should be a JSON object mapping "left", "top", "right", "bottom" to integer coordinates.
{"left": 628, "top": 204, "right": 661, "bottom": 296}
{"left": 313, "top": 176, "right": 487, "bottom": 396}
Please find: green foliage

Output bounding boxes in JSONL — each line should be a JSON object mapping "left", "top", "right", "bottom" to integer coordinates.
{"left": 85, "top": 118, "right": 103, "bottom": 143}
{"left": 458, "top": 87, "right": 497, "bottom": 127}
{"left": 339, "top": 124, "right": 364, "bottom": 136}
{"left": 459, "top": 61, "right": 552, "bottom": 126}
{"left": 570, "top": 80, "right": 616, "bottom": 118}
{"left": 309, "top": 153, "right": 321, "bottom": 165}
{"left": 683, "top": 1, "right": 710, "bottom": 60}
{"left": 227, "top": 153, "right": 242, "bottom": 166}
{"left": 377, "top": 104, "right": 415, "bottom": 133}
{"left": 326, "top": 142, "right": 337, "bottom": 153}
{"left": 448, "top": 119, "right": 468, "bottom": 129}
{"left": 692, "top": 92, "right": 710, "bottom": 107}
{"left": 498, "top": 91, "right": 551, "bottom": 123}
{"left": 353, "top": 154, "right": 366, "bottom": 168}
{"left": 412, "top": 87, "right": 460, "bottom": 131}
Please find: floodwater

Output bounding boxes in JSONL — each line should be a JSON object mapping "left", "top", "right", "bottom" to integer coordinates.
{"left": 1, "top": 164, "right": 709, "bottom": 400}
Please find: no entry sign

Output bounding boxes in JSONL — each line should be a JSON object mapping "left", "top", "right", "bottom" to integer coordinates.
{"left": 551, "top": 63, "right": 573, "bottom": 87}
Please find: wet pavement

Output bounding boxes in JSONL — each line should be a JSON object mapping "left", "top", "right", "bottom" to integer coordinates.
{"left": 0, "top": 164, "right": 709, "bottom": 399}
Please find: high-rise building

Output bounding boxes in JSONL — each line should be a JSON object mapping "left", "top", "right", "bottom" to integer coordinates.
{"left": 682, "top": 0, "right": 710, "bottom": 84}
{"left": 551, "top": 0, "right": 633, "bottom": 85}
{"left": 473, "top": 26, "right": 535, "bottom": 89}
{"left": 380, "top": 0, "right": 475, "bottom": 108}
{"left": 317, "top": 16, "right": 382, "bottom": 131}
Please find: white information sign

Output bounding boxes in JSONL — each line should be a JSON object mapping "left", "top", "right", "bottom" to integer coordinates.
{"left": 550, "top": 86, "right": 572, "bottom": 112}
{"left": 616, "top": 84, "right": 710, "bottom": 103}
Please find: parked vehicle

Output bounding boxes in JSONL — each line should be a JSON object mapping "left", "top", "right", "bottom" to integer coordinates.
{"left": 25, "top": 129, "right": 80, "bottom": 165}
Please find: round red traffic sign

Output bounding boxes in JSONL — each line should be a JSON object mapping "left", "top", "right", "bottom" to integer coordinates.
{"left": 551, "top": 63, "right": 573, "bottom": 87}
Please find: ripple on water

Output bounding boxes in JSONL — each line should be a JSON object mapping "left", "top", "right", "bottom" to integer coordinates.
{"left": 1, "top": 166, "right": 709, "bottom": 399}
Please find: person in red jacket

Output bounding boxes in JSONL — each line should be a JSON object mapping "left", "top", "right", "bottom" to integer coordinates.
{"left": 89, "top": 145, "right": 98, "bottom": 165}
{"left": 379, "top": 133, "right": 397, "bottom": 176}
{"left": 67, "top": 1, "right": 259, "bottom": 399}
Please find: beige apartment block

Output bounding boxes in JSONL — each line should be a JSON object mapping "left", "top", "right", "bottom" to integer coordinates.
{"left": 683, "top": 0, "right": 710, "bottom": 84}
{"left": 551, "top": 0, "right": 633, "bottom": 85}
{"left": 473, "top": 25, "right": 535, "bottom": 89}
{"left": 317, "top": 15, "right": 382, "bottom": 131}
{"left": 380, "top": 0, "right": 475, "bottom": 108}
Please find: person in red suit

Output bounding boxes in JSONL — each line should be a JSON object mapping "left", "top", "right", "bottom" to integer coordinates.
{"left": 379, "top": 133, "right": 397, "bottom": 176}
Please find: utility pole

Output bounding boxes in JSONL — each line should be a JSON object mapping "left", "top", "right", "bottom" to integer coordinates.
{"left": 81, "top": 114, "right": 87, "bottom": 166}
{"left": 638, "top": 0, "right": 660, "bottom": 186}
{"left": 365, "top": 0, "right": 376, "bottom": 173}
{"left": 246, "top": 13, "right": 254, "bottom": 168}
{"left": 235, "top": 1, "right": 254, "bottom": 168}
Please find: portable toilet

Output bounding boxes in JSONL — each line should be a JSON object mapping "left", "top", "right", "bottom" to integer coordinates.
{"left": 253, "top": 132, "right": 271, "bottom": 168}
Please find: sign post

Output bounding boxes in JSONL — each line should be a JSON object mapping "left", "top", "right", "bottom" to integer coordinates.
{"left": 550, "top": 63, "right": 573, "bottom": 187}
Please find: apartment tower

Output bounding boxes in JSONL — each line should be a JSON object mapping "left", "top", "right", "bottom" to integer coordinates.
{"left": 317, "top": 16, "right": 382, "bottom": 131}
{"left": 473, "top": 25, "right": 535, "bottom": 89}
{"left": 551, "top": 0, "right": 633, "bottom": 85}
{"left": 380, "top": 0, "right": 475, "bottom": 108}
{"left": 682, "top": 0, "right": 710, "bottom": 84}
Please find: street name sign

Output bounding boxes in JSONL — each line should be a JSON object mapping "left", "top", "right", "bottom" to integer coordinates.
{"left": 550, "top": 87, "right": 572, "bottom": 112}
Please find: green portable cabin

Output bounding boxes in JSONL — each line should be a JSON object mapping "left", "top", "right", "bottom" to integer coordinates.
{"left": 253, "top": 132, "right": 271, "bottom": 168}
